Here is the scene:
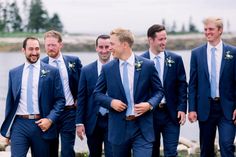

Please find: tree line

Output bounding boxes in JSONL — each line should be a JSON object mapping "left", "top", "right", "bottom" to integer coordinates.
{"left": 0, "top": 0, "right": 63, "bottom": 33}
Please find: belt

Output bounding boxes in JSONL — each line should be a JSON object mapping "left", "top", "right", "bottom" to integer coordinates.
{"left": 210, "top": 97, "right": 220, "bottom": 103}
{"left": 125, "top": 115, "right": 136, "bottom": 121}
{"left": 64, "top": 105, "right": 76, "bottom": 110}
{"left": 158, "top": 103, "right": 167, "bottom": 109}
{"left": 17, "top": 114, "right": 41, "bottom": 119}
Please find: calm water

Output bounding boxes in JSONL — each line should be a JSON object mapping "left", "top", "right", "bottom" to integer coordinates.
{"left": 0, "top": 51, "right": 198, "bottom": 151}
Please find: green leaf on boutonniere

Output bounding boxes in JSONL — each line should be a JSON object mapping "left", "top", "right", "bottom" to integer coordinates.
{"left": 40, "top": 69, "right": 50, "bottom": 77}
{"left": 224, "top": 51, "right": 233, "bottom": 60}
{"left": 165, "top": 56, "right": 175, "bottom": 67}
{"left": 68, "top": 62, "right": 76, "bottom": 72}
{"left": 135, "top": 60, "right": 143, "bottom": 71}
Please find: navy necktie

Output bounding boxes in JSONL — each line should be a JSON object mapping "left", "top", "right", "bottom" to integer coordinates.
{"left": 122, "top": 61, "right": 132, "bottom": 116}
{"left": 27, "top": 64, "right": 34, "bottom": 114}
{"left": 210, "top": 47, "right": 217, "bottom": 98}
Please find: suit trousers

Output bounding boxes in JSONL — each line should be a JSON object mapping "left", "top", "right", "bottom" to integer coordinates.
{"left": 11, "top": 117, "right": 50, "bottom": 157}
{"left": 87, "top": 113, "right": 113, "bottom": 157}
{"left": 199, "top": 100, "right": 235, "bottom": 157}
{"left": 49, "top": 108, "right": 76, "bottom": 157}
{"left": 152, "top": 108, "right": 180, "bottom": 157}
{"left": 111, "top": 120, "right": 153, "bottom": 157}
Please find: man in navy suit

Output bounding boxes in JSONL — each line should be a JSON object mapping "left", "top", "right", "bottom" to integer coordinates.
{"left": 188, "top": 17, "right": 236, "bottom": 157}
{"left": 94, "top": 28, "right": 164, "bottom": 157}
{"left": 141, "top": 24, "right": 187, "bottom": 157}
{"left": 76, "top": 34, "right": 113, "bottom": 157}
{"left": 0, "top": 37, "right": 65, "bottom": 157}
{"left": 42, "top": 30, "right": 82, "bottom": 157}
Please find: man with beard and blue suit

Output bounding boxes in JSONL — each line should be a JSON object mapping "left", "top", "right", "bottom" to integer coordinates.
{"left": 76, "top": 34, "right": 113, "bottom": 157}
{"left": 94, "top": 28, "right": 164, "bottom": 157}
{"left": 0, "top": 37, "right": 65, "bottom": 157}
{"left": 42, "top": 30, "right": 82, "bottom": 157}
{"left": 188, "top": 17, "right": 236, "bottom": 157}
{"left": 141, "top": 24, "right": 187, "bottom": 157}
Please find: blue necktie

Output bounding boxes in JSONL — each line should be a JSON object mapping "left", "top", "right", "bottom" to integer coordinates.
{"left": 155, "top": 56, "right": 161, "bottom": 78}
{"left": 122, "top": 61, "right": 132, "bottom": 116}
{"left": 99, "top": 106, "right": 108, "bottom": 116}
{"left": 210, "top": 47, "right": 217, "bottom": 98}
{"left": 55, "top": 60, "right": 65, "bottom": 92}
{"left": 27, "top": 65, "right": 34, "bottom": 114}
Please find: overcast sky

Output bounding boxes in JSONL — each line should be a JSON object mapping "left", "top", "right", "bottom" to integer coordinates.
{"left": 9, "top": 0, "right": 236, "bottom": 34}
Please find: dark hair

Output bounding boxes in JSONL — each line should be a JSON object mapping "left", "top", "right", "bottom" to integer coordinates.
{"left": 95, "top": 34, "right": 110, "bottom": 46}
{"left": 147, "top": 24, "right": 166, "bottom": 39}
{"left": 22, "top": 36, "right": 40, "bottom": 49}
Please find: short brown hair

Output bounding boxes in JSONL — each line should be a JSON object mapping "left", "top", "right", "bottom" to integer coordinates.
{"left": 110, "top": 28, "right": 134, "bottom": 47}
{"left": 147, "top": 24, "right": 166, "bottom": 39}
{"left": 22, "top": 36, "right": 40, "bottom": 49}
{"left": 44, "top": 30, "right": 63, "bottom": 42}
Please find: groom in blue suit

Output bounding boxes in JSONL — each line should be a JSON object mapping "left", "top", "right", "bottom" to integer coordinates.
{"left": 141, "top": 24, "right": 187, "bottom": 157}
{"left": 188, "top": 17, "right": 236, "bottom": 157}
{"left": 76, "top": 35, "right": 113, "bottom": 157}
{"left": 42, "top": 30, "right": 82, "bottom": 157}
{"left": 94, "top": 28, "right": 164, "bottom": 157}
{"left": 0, "top": 37, "right": 65, "bottom": 157}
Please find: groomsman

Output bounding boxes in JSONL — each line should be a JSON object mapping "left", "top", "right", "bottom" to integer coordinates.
{"left": 42, "top": 30, "right": 82, "bottom": 157}
{"left": 188, "top": 17, "right": 236, "bottom": 157}
{"left": 94, "top": 28, "right": 164, "bottom": 157}
{"left": 141, "top": 24, "right": 187, "bottom": 157}
{"left": 76, "top": 34, "right": 113, "bottom": 157}
{"left": 0, "top": 37, "right": 65, "bottom": 157}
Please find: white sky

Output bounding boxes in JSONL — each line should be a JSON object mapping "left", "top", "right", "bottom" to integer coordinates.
{"left": 6, "top": 0, "right": 236, "bottom": 34}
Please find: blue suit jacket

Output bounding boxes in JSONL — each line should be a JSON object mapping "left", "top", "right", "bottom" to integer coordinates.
{"left": 93, "top": 55, "right": 164, "bottom": 144}
{"left": 188, "top": 43, "right": 236, "bottom": 121}
{"left": 41, "top": 55, "right": 82, "bottom": 101}
{"left": 141, "top": 51, "right": 187, "bottom": 123}
{"left": 76, "top": 61, "right": 100, "bottom": 135}
{"left": 0, "top": 62, "right": 65, "bottom": 139}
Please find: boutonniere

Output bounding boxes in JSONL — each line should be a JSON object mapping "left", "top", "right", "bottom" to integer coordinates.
{"left": 68, "top": 62, "right": 76, "bottom": 72}
{"left": 165, "top": 56, "right": 175, "bottom": 67}
{"left": 134, "top": 60, "right": 143, "bottom": 71}
{"left": 224, "top": 51, "right": 233, "bottom": 60}
{"left": 40, "top": 69, "right": 50, "bottom": 77}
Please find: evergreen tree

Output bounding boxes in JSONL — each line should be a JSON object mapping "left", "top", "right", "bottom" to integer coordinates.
{"left": 27, "top": 0, "right": 49, "bottom": 32}
{"left": 46, "top": 13, "right": 63, "bottom": 32}
{"left": 8, "top": 1, "right": 22, "bottom": 32}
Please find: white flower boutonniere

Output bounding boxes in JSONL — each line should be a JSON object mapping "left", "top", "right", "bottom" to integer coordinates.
{"left": 224, "top": 51, "right": 233, "bottom": 60}
{"left": 68, "top": 62, "right": 76, "bottom": 72}
{"left": 135, "top": 60, "right": 143, "bottom": 71}
{"left": 41, "top": 69, "right": 50, "bottom": 77}
{"left": 165, "top": 56, "right": 175, "bottom": 67}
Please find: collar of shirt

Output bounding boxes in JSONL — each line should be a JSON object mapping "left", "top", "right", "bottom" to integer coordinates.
{"left": 119, "top": 52, "right": 135, "bottom": 67}
{"left": 149, "top": 49, "right": 165, "bottom": 61}
{"left": 24, "top": 60, "right": 40, "bottom": 70}
{"left": 97, "top": 58, "right": 111, "bottom": 76}
{"left": 48, "top": 52, "right": 63, "bottom": 64}
{"left": 207, "top": 40, "right": 223, "bottom": 53}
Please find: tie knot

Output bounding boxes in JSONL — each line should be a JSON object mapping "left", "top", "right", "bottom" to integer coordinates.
{"left": 211, "top": 47, "right": 216, "bottom": 53}
{"left": 123, "top": 61, "right": 128, "bottom": 66}
{"left": 28, "top": 64, "right": 34, "bottom": 69}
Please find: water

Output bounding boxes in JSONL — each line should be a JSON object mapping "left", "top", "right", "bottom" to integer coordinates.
{"left": 0, "top": 51, "right": 198, "bottom": 152}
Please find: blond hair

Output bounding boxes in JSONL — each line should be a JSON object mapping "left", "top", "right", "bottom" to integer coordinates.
{"left": 203, "top": 17, "right": 223, "bottom": 29}
{"left": 44, "top": 30, "right": 63, "bottom": 42}
{"left": 110, "top": 28, "right": 134, "bottom": 47}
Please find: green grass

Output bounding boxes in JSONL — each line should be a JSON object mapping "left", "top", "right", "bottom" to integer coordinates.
{"left": 0, "top": 32, "right": 44, "bottom": 38}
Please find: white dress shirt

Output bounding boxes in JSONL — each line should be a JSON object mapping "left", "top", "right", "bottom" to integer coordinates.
{"left": 16, "top": 61, "right": 40, "bottom": 115}
{"left": 119, "top": 53, "right": 135, "bottom": 115}
{"left": 49, "top": 53, "right": 74, "bottom": 106}
{"left": 149, "top": 49, "right": 166, "bottom": 103}
{"left": 207, "top": 41, "right": 223, "bottom": 97}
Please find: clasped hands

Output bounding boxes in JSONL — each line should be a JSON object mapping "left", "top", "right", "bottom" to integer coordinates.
{"left": 35, "top": 118, "right": 52, "bottom": 132}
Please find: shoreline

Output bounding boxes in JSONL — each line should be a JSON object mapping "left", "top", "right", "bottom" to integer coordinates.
{"left": 1, "top": 33, "right": 235, "bottom": 52}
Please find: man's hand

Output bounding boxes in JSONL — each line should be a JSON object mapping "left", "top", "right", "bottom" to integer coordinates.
{"left": 178, "top": 111, "right": 186, "bottom": 125}
{"left": 232, "top": 109, "right": 236, "bottom": 125}
{"left": 35, "top": 118, "right": 52, "bottom": 132}
{"left": 188, "top": 111, "right": 197, "bottom": 123}
{"left": 111, "top": 99, "right": 127, "bottom": 112}
{"left": 76, "top": 125, "right": 86, "bottom": 140}
{"left": 134, "top": 102, "right": 151, "bottom": 117}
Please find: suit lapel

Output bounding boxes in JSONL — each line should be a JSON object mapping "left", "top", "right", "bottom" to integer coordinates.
{"left": 15, "top": 65, "right": 24, "bottom": 98}
{"left": 202, "top": 45, "right": 210, "bottom": 81}
{"left": 219, "top": 43, "right": 227, "bottom": 79}
{"left": 133, "top": 56, "right": 141, "bottom": 95}
{"left": 163, "top": 51, "right": 168, "bottom": 82}
{"left": 38, "top": 62, "right": 45, "bottom": 101}
{"left": 114, "top": 60, "right": 127, "bottom": 99}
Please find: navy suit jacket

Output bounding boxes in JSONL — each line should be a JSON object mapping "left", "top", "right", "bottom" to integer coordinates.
{"left": 76, "top": 61, "right": 100, "bottom": 135}
{"left": 0, "top": 62, "right": 65, "bottom": 139}
{"left": 141, "top": 51, "right": 187, "bottom": 123}
{"left": 41, "top": 55, "right": 82, "bottom": 101}
{"left": 188, "top": 43, "right": 236, "bottom": 121}
{"left": 93, "top": 55, "right": 164, "bottom": 144}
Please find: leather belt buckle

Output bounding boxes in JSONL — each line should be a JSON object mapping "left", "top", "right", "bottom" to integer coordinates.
{"left": 159, "top": 103, "right": 166, "bottom": 108}
{"left": 17, "top": 114, "right": 41, "bottom": 119}
{"left": 213, "top": 97, "right": 220, "bottom": 101}
{"left": 125, "top": 115, "right": 136, "bottom": 121}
